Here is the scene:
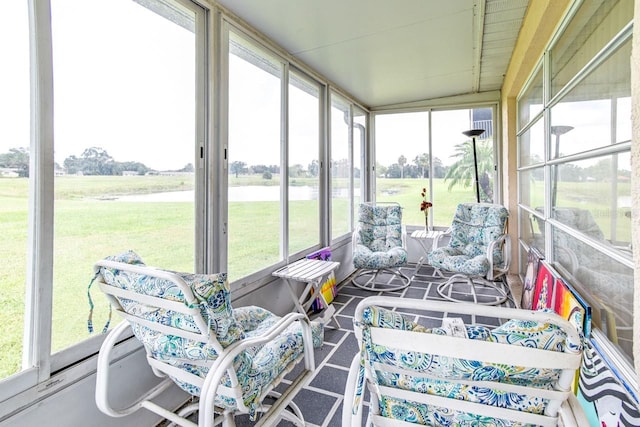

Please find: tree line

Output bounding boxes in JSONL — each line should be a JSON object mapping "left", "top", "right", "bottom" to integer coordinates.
{"left": 0, "top": 147, "right": 193, "bottom": 177}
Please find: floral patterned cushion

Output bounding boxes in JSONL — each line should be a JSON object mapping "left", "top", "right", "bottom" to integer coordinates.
{"left": 234, "top": 305, "right": 324, "bottom": 348}
{"left": 428, "top": 203, "right": 508, "bottom": 276}
{"left": 99, "top": 250, "right": 243, "bottom": 346}
{"left": 354, "top": 204, "right": 407, "bottom": 269}
{"left": 359, "top": 305, "right": 493, "bottom": 340}
{"left": 97, "top": 251, "right": 324, "bottom": 419}
{"left": 166, "top": 310, "right": 321, "bottom": 415}
{"left": 356, "top": 306, "right": 582, "bottom": 426}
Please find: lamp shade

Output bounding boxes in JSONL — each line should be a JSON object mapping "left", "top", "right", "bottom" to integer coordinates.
{"left": 462, "top": 129, "right": 485, "bottom": 138}
{"left": 551, "top": 125, "right": 573, "bottom": 136}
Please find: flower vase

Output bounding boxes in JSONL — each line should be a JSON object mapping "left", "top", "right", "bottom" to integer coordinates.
{"left": 424, "top": 215, "right": 432, "bottom": 232}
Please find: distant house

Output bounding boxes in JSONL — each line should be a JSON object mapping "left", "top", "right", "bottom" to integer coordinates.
{"left": 0, "top": 168, "right": 19, "bottom": 178}
{"left": 122, "top": 170, "right": 139, "bottom": 176}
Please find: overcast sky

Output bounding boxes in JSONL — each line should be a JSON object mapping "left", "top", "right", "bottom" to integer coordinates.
{"left": 2, "top": 0, "right": 630, "bottom": 172}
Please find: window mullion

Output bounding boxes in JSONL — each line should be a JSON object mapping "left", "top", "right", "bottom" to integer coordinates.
{"left": 281, "top": 64, "right": 289, "bottom": 261}
{"left": 25, "top": 0, "right": 54, "bottom": 381}
{"left": 348, "top": 104, "right": 354, "bottom": 231}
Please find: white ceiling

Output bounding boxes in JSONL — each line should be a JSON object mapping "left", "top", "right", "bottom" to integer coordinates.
{"left": 216, "top": 0, "right": 530, "bottom": 108}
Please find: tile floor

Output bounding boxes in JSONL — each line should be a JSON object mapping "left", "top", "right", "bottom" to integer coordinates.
{"left": 230, "top": 264, "right": 516, "bottom": 426}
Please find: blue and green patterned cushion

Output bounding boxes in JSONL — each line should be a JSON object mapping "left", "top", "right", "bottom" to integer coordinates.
{"left": 99, "top": 250, "right": 243, "bottom": 346}
{"left": 166, "top": 308, "right": 321, "bottom": 415}
{"left": 359, "top": 305, "right": 493, "bottom": 340}
{"left": 357, "top": 306, "right": 582, "bottom": 425}
{"left": 98, "top": 251, "right": 324, "bottom": 419}
{"left": 354, "top": 204, "right": 407, "bottom": 269}
{"left": 428, "top": 203, "right": 509, "bottom": 276}
{"left": 234, "top": 305, "right": 324, "bottom": 349}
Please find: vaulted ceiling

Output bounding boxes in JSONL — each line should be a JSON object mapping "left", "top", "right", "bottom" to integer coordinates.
{"left": 216, "top": 0, "right": 530, "bottom": 108}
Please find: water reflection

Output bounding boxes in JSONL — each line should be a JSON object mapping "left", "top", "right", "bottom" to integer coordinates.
{"left": 114, "top": 185, "right": 329, "bottom": 202}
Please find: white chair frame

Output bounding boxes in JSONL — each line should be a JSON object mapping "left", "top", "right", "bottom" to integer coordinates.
{"left": 94, "top": 260, "right": 316, "bottom": 427}
{"left": 343, "top": 296, "right": 588, "bottom": 427}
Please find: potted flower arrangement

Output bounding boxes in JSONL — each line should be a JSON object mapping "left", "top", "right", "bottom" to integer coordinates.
{"left": 420, "top": 188, "right": 433, "bottom": 231}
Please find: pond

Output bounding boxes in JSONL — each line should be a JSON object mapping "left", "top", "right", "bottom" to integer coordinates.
{"left": 115, "top": 185, "right": 334, "bottom": 202}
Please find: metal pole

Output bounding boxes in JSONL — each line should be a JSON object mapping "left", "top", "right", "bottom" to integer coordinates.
{"left": 472, "top": 136, "right": 480, "bottom": 203}
{"left": 462, "top": 129, "right": 485, "bottom": 203}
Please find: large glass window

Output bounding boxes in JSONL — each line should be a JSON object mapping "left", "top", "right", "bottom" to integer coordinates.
{"left": 552, "top": 153, "right": 631, "bottom": 250}
{"left": 432, "top": 108, "right": 496, "bottom": 212}
{"left": 374, "top": 112, "right": 429, "bottom": 225}
{"left": 375, "top": 108, "right": 497, "bottom": 228}
{"left": 330, "top": 93, "right": 351, "bottom": 239}
{"left": 49, "top": 0, "right": 199, "bottom": 356}
{"left": 550, "top": 0, "right": 633, "bottom": 98}
{"left": 353, "top": 107, "right": 366, "bottom": 221}
{"left": 519, "top": 208, "right": 546, "bottom": 254}
{"left": 517, "top": 0, "right": 634, "bottom": 366}
{"left": 228, "top": 31, "right": 283, "bottom": 280}
{"left": 288, "top": 71, "right": 320, "bottom": 255}
{"left": 518, "top": 66, "right": 543, "bottom": 129}
{"left": 550, "top": 41, "right": 632, "bottom": 158}
{"left": 518, "top": 167, "right": 545, "bottom": 214}
{"left": 0, "top": 0, "right": 30, "bottom": 380}
{"left": 554, "top": 231, "right": 633, "bottom": 360}
{"left": 518, "top": 118, "right": 545, "bottom": 167}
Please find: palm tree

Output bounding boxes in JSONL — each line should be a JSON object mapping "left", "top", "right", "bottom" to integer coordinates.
{"left": 414, "top": 153, "right": 429, "bottom": 178}
{"left": 398, "top": 155, "right": 407, "bottom": 178}
{"left": 444, "top": 140, "right": 494, "bottom": 202}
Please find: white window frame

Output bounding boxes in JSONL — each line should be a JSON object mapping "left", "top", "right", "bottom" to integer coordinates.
{"left": 0, "top": 0, "right": 208, "bottom": 408}
{"left": 515, "top": 1, "right": 635, "bottom": 391}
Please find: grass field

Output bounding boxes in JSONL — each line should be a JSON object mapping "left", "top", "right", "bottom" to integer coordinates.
{"left": 0, "top": 174, "right": 631, "bottom": 378}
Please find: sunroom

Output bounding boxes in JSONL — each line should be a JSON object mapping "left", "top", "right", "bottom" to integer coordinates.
{"left": 0, "top": 0, "right": 638, "bottom": 426}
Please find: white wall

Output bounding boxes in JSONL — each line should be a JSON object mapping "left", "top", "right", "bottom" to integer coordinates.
{"left": 0, "top": 348, "right": 187, "bottom": 427}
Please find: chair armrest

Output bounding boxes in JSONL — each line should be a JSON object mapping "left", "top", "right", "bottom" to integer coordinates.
{"left": 95, "top": 322, "right": 177, "bottom": 419}
{"left": 352, "top": 225, "right": 360, "bottom": 248}
{"left": 432, "top": 227, "right": 451, "bottom": 250}
{"left": 486, "top": 234, "right": 511, "bottom": 280}
{"left": 402, "top": 224, "right": 407, "bottom": 249}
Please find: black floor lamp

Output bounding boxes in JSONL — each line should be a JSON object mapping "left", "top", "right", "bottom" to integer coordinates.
{"left": 462, "top": 129, "right": 485, "bottom": 203}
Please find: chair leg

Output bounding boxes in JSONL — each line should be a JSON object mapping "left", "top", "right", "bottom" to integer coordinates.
{"left": 221, "top": 411, "right": 235, "bottom": 427}
{"left": 258, "top": 390, "right": 306, "bottom": 426}
{"left": 437, "top": 274, "right": 508, "bottom": 305}
{"left": 352, "top": 268, "right": 411, "bottom": 292}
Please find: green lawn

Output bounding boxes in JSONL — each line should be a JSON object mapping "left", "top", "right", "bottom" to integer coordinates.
{"left": 0, "top": 174, "right": 631, "bottom": 378}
